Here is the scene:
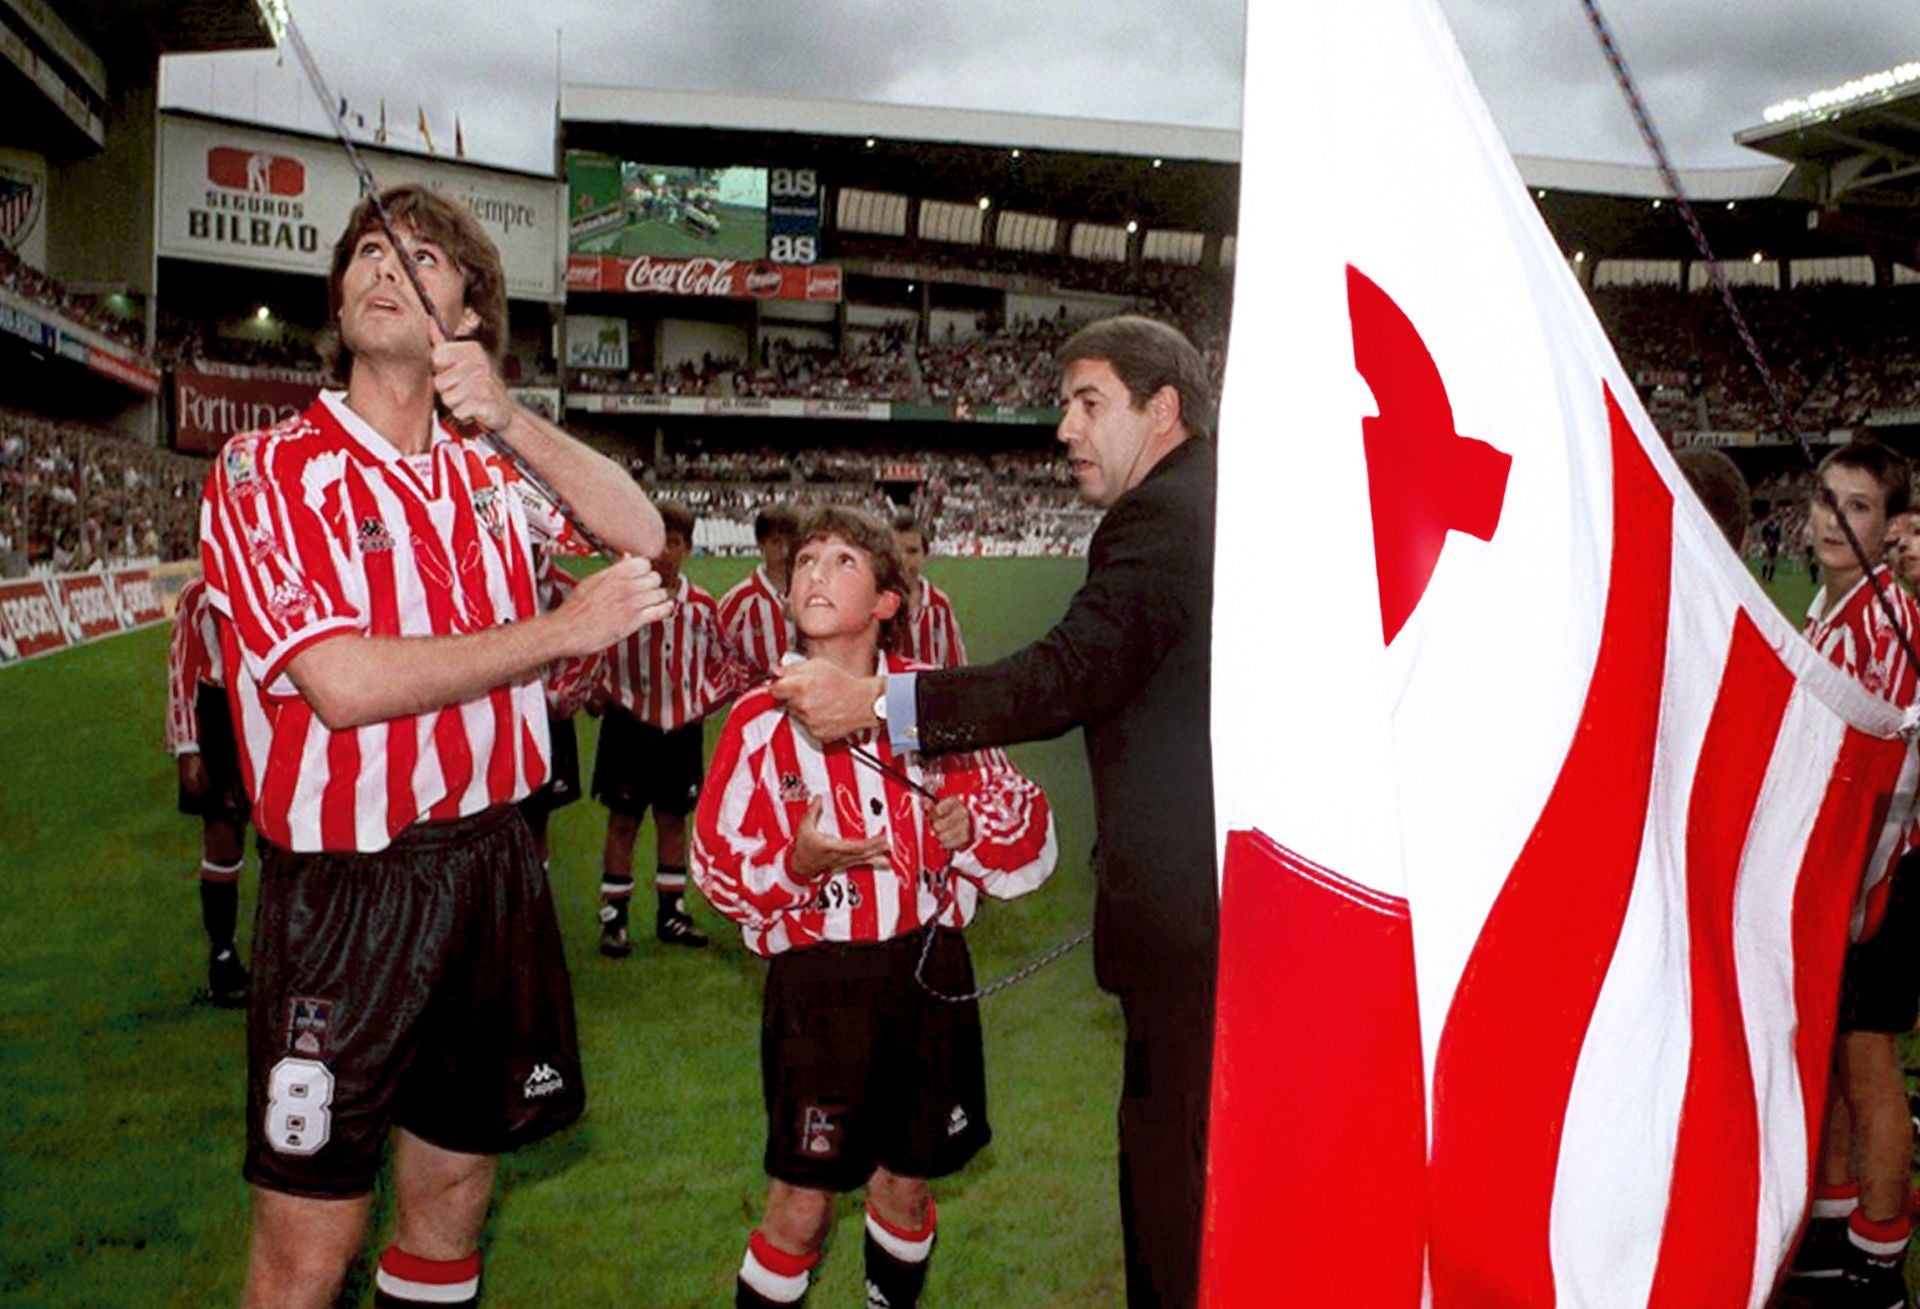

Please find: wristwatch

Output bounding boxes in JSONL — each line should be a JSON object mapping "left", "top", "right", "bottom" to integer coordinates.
{"left": 872, "top": 680, "right": 888, "bottom": 725}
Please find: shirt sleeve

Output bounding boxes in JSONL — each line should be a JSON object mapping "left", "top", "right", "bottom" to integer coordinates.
{"left": 164, "top": 586, "right": 204, "bottom": 755}
{"left": 885, "top": 671, "right": 921, "bottom": 754}
{"left": 496, "top": 449, "right": 589, "bottom": 558}
{"left": 200, "top": 436, "right": 363, "bottom": 697}
{"left": 932, "top": 746, "right": 1058, "bottom": 900}
{"left": 690, "top": 700, "right": 816, "bottom": 928}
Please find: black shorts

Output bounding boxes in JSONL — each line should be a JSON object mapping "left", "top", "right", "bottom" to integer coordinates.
{"left": 518, "top": 715, "right": 582, "bottom": 820}
{"left": 177, "top": 682, "right": 250, "bottom": 824}
{"left": 590, "top": 709, "right": 704, "bottom": 818}
{"left": 761, "top": 928, "right": 991, "bottom": 1193}
{"left": 1840, "top": 850, "right": 1920, "bottom": 1034}
{"left": 244, "top": 806, "right": 585, "bottom": 1198}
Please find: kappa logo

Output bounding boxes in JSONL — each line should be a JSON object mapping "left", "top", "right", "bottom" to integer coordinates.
{"left": 947, "top": 1104, "right": 970, "bottom": 1137}
{"left": 356, "top": 516, "right": 394, "bottom": 554}
{"left": 523, "top": 1063, "right": 565, "bottom": 1099}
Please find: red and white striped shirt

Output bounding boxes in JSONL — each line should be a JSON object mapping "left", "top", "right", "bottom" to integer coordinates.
{"left": 598, "top": 573, "right": 747, "bottom": 730}
{"left": 199, "top": 392, "right": 581, "bottom": 853}
{"left": 717, "top": 565, "right": 794, "bottom": 677}
{"left": 904, "top": 576, "right": 968, "bottom": 669}
{"left": 536, "top": 555, "right": 604, "bottom": 718}
{"left": 693, "top": 651, "right": 1057, "bottom": 957}
{"left": 165, "top": 573, "right": 223, "bottom": 755}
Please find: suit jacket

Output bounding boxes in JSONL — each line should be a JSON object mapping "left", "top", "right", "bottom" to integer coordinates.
{"left": 917, "top": 437, "right": 1217, "bottom": 994}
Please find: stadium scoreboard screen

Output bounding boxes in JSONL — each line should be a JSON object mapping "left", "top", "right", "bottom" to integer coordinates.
{"left": 567, "top": 152, "right": 822, "bottom": 264}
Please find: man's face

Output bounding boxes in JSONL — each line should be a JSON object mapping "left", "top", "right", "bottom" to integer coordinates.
{"left": 891, "top": 528, "right": 927, "bottom": 587}
{"left": 1057, "top": 358, "right": 1161, "bottom": 509}
{"left": 789, "top": 533, "right": 898, "bottom": 643}
{"left": 1889, "top": 512, "right": 1920, "bottom": 586}
{"left": 657, "top": 530, "right": 690, "bottom": 587}
{"left": 1810, "top": 464, "right": 1891, "bottom": 579}
{"left": 337, "top": 223, "right": 475, "bottom": 366}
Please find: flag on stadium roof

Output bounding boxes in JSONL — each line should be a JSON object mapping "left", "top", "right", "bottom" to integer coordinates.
{"left": 1203, "top": 0, "right": 1916, "bottom": 1305}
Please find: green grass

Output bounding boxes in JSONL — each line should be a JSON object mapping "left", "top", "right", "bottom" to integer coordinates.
{"left": 0, "top": 555, "right": 1122, "bottom": 1307}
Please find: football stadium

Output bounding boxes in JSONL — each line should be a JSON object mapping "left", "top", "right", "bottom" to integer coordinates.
{"left": 6, "top": 0, "right": 1920, "bottom": 1305}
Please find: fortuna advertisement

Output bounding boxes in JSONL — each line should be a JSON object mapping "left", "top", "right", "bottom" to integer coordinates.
{"left": 173, "top": 368, "right": 322, "bottom": 455}
{"left": 156, "top": 114, "right": 566, "bottom": 302}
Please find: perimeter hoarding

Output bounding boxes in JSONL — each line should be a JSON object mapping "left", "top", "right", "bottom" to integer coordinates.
{"left": 566, "top": 254, "right": 842, "bottom": 302}
{"left": 157, "top": 115, "right": 567, "bottom": 302}
{"left": 173, "top": 367, "right": 321, "bottom": 454}
{"left": 0, "top": 567, "right": 178, "bottom": 666}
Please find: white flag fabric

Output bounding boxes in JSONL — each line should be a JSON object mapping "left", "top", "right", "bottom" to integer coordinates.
{"left": 1203, "top": 1, "right": 1914, "bottom": 1306}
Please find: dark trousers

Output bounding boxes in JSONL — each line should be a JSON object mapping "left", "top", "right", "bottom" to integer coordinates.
{"left": 1117, "top": 972, "right": 1216, "bottom": 1309}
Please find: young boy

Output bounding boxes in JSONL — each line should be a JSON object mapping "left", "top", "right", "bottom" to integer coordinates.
{"left": 591, "top": 499, "right": 744, "bottom": 954}
{"left": 692, "top": 506, "right": 1057, "bottom": 1309}
{"left": 719, "top": 502, "right": 799, "bottom": 677}
{"left": 165, "top": 571, "right": 251, "bottom": 1006}
{"left": 1790, "top": 440, "right": 1920, "bottom": 1308}
{"left": 889, "top": 511, "right": 968, "bottom": 669}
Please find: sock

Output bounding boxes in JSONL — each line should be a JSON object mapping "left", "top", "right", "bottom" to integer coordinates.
{"left": 1791, "top": 1181, "right": 1859, "bottom": 1277}
{"left": 864, "top": 1199, "right": 936, "bottom": 1309}
{"left": 199, "top": 861, "right": 242, "bottom": 951}
{"left": 373, "top": 1246, "right": 481, "bottom": 1308}
{"left": 737, "top": 1229, "right": 816, "bottom": 1307}
{"left": 600, "top": 873, "right": 633, "bottom": 927}
{"left": 1847, "top": 1208, "right": 1912, "bottom": 1273}
{"left": 656, "top": 864, "right": 689, "bottom": 907}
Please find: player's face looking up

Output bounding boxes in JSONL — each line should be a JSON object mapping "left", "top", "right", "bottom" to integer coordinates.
{"left": 1057, "top": 357, "right": 1169, "bottom": 509}
{"left": 789, "top": 534, "right": 899, "bottom": 643}
{"left": 1810, "top": 464, "right": 1892, "bottom": 591}
{"left": 338, "top": 225, "right": 477, "bottom": 363}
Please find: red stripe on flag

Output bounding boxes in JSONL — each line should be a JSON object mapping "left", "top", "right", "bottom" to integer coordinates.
{"left": 1790, "top": 727, "right": 1909, "bottom": 1184}
{"left": 1645, "top": 611, "right": 1795, "bottom": 1308}
{"left": 1199, "top": 830, "right": 1425, "bottom": 1309}
{"left": 1428, "top": 385, "right": 1673, "bottom": 1308}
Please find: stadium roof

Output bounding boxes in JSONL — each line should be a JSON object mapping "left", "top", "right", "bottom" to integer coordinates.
{"left": 58, "top": 0, "right": 278, "bottom": 62}
{"left": 1734, "top": 62, "right": 1920, "bottom": 207}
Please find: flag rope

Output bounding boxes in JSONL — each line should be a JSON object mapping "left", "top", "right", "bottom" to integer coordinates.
{"left": 1577, "top": 0, "right": 1920, "bottom": 678}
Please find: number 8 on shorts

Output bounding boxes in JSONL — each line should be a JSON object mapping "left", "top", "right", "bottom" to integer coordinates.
{"left": 265, "top": 1057, "right": 335, "bottom": 1155}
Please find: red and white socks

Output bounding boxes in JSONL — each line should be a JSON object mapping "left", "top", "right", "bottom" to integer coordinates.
{"left": 736, "top": 1230, "right": 819, "bottom": 1308}
{"left": 373, "top": 1246, "right": 481, "bottom": 1308}
{"left": 864, "top": 1200, "right": 936, "bottom": 1309}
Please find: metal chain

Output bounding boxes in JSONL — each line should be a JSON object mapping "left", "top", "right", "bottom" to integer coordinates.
{"left": 913, "top": 912, "right": 1092, "bottom": 1004}
{"left": 1577, "top": 0, "right": 1920, "bottom": 674}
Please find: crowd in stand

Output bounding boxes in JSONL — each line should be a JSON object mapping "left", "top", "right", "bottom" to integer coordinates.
{"left": 0, "top": 245, "right": 144, "bottom": 350}
{"left": 0, "top": 407, "right": 207, "bottom": 572}
{"left": 155, "top": 315, "right": 321, "bottom": 376}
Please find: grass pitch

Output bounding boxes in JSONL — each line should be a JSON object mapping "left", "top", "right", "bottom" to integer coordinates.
{"left": 0, "top": 555, "right": 1121, "bottom": 1307}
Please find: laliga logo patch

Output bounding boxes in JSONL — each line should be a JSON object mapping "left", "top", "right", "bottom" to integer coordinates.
{"left": 356, "top": 516, "right": 394, "bottom": 554}
{"left": 224, "top": 440, "right": 259, "bottom": 488}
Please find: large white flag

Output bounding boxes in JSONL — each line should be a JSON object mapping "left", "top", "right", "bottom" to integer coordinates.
{"left": 1204, "top": 1, "right": 1913, "bottom": 1306}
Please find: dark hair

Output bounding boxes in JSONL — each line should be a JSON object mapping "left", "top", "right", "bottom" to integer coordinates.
{"left": 888, "top": 509, "right": 930, "bottom": 545}
{"left": 1056, "top": 315, "right": 1214, "bottom": 440}
{"left": 1817, "top": 439, "right": 1912, "bottom": 518}
{"left": 791, "top": 505, "right": 911, "bottom": 654}
{"left": 1673, "top": 447, "right": 1751, "bottom": 550}
{"left": 658, "top": 498, "right": 695, "bottom": 542}
{"left": 319, "top": 185, "right": 507, "bottom": 387}
{"left": 754, "top": 502, "right": 800, "bottom": 544}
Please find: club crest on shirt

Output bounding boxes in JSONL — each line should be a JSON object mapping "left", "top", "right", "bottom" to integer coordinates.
{"left": 244, "top": 521, "right": 279, "bottom": 565}
{"left": 285, "top": 995, "right": 335, "bottom": 1057}
{"left": 267, "top": 579, "right": 315, "bottom": 623}
{"left": 356, "top": 516, "right": 394, "bottom": 554}
{"left": 471, "top": 486, "right": 505, "bottom": 539}
{"left": 778, "top": 772, "right": 810, "bottom": 804}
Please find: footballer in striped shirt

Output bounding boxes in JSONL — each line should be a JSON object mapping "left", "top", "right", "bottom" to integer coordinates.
{"left": 890, "top": 510, "right": 968, "bottom": 669}
{"left": 718, "top": 502, "right": 799, "bottom": 677}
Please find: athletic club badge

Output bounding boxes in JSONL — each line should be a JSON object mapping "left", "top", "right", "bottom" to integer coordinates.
{"left": 798, "top": 1103, "right": 841, "bottom": 1159}
{"left": 356, "top": 516, "right": 394, "bottom": 554}
{"left": 471, "top": 486, "right": 505, "bottom": 539}
{"left": 286, "top": 996, "right": 335, "bottom": 1057}
{"left": 778, "top": 772, "right": 809, "bottom": 804}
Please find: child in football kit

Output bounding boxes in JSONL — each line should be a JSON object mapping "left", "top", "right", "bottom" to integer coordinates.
{"left": 692, "top": 506, "right": 1056, "bottom": 1309}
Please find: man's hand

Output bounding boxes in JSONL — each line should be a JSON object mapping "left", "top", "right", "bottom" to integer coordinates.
{"left": 429, "top": 321, "right": 515, "bottom": 432}
{"left": 555, "top": 557, "right": 673, "bottom": 657}
{"left": 930, "top": 795, "right": 972, "bottom": 852}
{"left": 773, "top": 659, "right": 883, "bottom": 742}
{"left": 177, "top": 752, "right": 210, "bottom": 799}
{"left": 791, "top": 796, "right": 891, "bottom": 881}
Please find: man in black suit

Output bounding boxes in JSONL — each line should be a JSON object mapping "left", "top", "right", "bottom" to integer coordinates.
{"left": 774, "top": 315, "right": 1218, "bottom": 1309}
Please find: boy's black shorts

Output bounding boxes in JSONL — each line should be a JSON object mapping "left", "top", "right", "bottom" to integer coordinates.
{"left": 761, "top": 928, "right": 992, "bottom": 1193}
{"left": 244, "top": 805, "right": 585, "bottom": 1198}
{"left": 1840, "top": 849, "right": 1920, "bottom": 1035}
{"left": 519, "top": 714, "right": 582, "bottom": 820}
{"left": 177, "top": 682, "right": 250, "bottom": 825}
{"left": 590, "top": 709, "right": 703, "bottom": 818}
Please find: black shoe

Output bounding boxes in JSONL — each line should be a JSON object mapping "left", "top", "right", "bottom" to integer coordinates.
{"left": 656, "top": 905, "right": 709, "bottom": 948}
{"left": 598, "top": 903, "right": 632, "bottom": 958}
{"left": 1838, "top": 1261, "right": 1910, "bottom": 1309}
{"left": 208, "top": 946, "right": 250, "bottom": 1008}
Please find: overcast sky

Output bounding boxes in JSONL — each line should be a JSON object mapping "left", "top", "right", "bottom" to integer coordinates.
{"left": 157, "top": 0, "right": 1917, "bottom": 177}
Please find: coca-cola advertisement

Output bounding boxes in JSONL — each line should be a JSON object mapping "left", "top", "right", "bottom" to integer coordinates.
{"left": 173, "top": 367, "right": 322, "bottom": 455}
{"left": 566, "top": 254, "right": 843, "bottom": 303}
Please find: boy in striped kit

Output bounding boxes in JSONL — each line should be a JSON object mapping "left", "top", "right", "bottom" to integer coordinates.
{"left": 1789, "top": 440, "right": 1920, "bottom": 1308}
{"left": 718, "top": 503, "right": 799, "bottom": 676}
{"left": 166, "top": 571, "right": 251, "bottom": 1006}
{"left": 200, "top": 185, "right": 671, "bottom": 1309}
{"left": 693, "top": 506, "right": 1056, "bottom": 1309}
{"left": 591, "top": 499, "right": 747, "bottom": 953}
{"left": 889, "top": 511, "right": 967, "bottom": 669}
